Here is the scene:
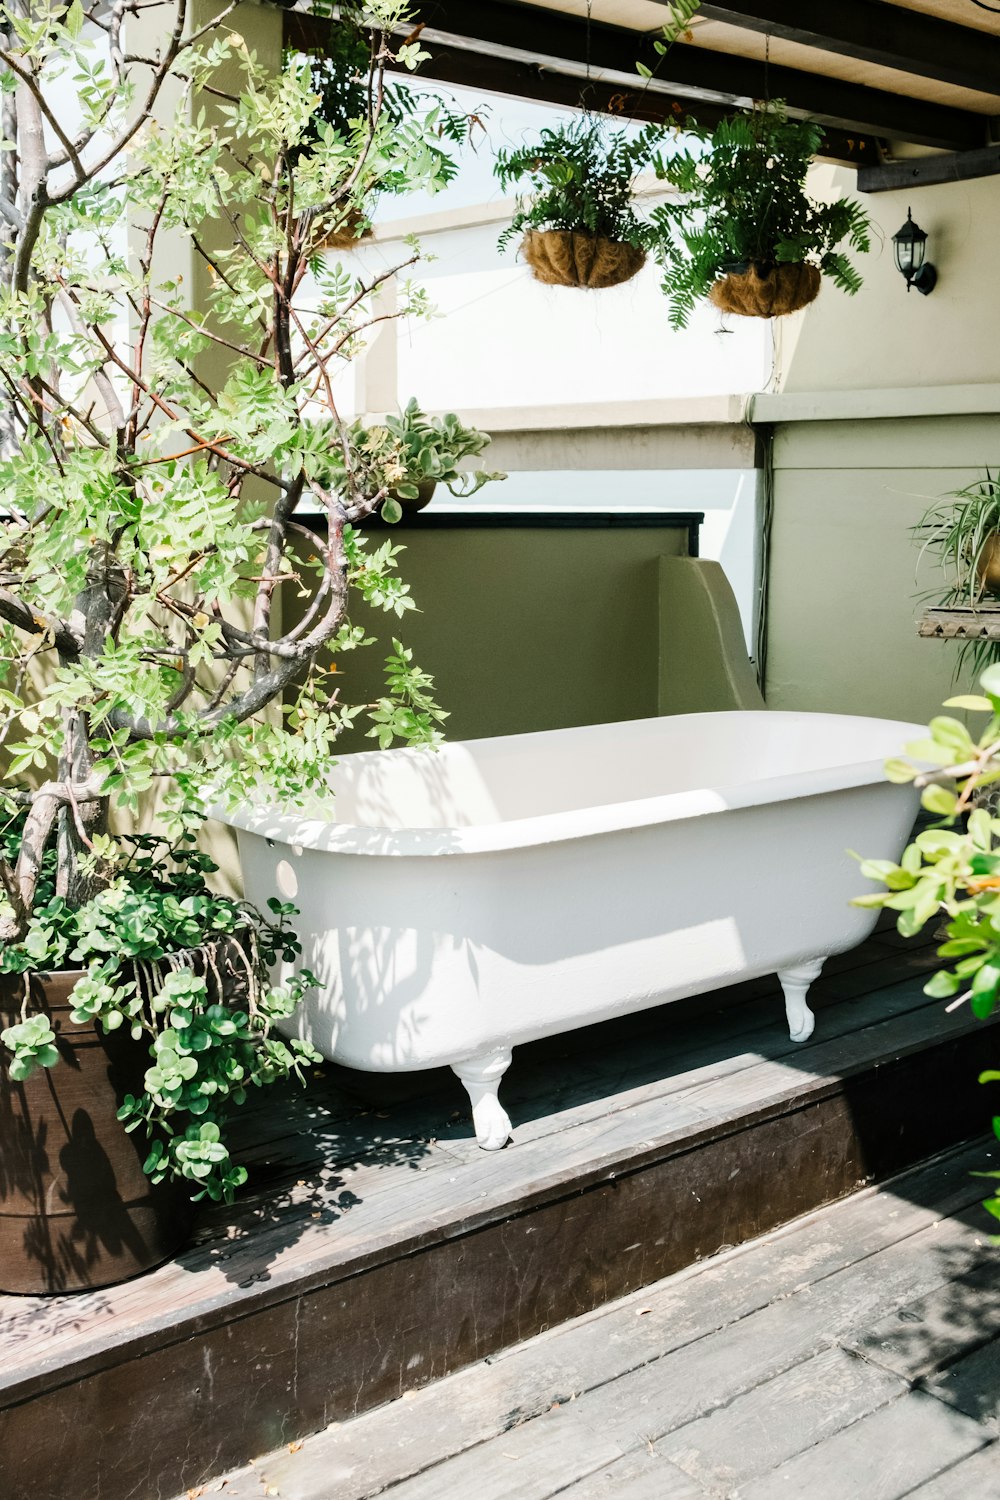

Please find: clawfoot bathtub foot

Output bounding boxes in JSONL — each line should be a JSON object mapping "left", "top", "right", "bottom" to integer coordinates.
{"left": 777, "top": 958, "right": 825, "bottom": 1043}
{"left": 452, "top": 1049, "right": 513, "bottom": 1150}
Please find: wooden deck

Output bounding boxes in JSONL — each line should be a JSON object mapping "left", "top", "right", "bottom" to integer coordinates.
{"left": 198, "top": 1138, "right": 1000, "bottom": 1500}
{"left": 3, "top": 913, "right": 999, "bottom": 1500}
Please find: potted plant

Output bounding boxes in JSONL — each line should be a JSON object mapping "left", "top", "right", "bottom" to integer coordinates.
{"left": 913, "top": 470, "right": 1000, "bottom": 679}
{"left": 854, "top": 672, "right": 1000, "bottom": 1235}
{"left": 0, "top": 826, "right": 319, "bottom": 1292}
{"left": 650, "top": 101, "right": 871, "bottom": 329}
{"left": 0, "top": 0, "right": 452, "bottom": 1291}
{"left": 491, "top": 4, "right": 700, "bottom": 290}
{"left": 916, "top": 470, "right": 1000, "bottom": 605}
{"left": 494, "top": 117, "right": 666, "bottom": 290}
{"left": 344, "top": 400, "right": 505, "bottom": 515}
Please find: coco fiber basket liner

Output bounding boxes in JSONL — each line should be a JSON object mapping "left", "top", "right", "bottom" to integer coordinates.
{"left": 522, "top": 229, "right": 646, "bottom": 289}
{"left": 326, "top": 206, "right": 371, "bottom": 250}
{"left": 709, "top": 262, "right": 821, "bottom": 318}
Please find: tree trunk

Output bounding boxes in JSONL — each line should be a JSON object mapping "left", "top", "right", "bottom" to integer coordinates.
{"left": 55, "top": 707, "right": 109, "bottom": 907}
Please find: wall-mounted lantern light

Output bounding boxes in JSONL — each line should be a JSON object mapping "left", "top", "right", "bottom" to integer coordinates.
{"left": 892, "top": 208, "right": 937, "bottom": 295}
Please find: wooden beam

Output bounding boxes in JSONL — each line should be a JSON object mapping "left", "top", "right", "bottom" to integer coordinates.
{"left": 391, "top": 0, "right": 985, "bottom": 151}
{"left": 858, "top": 144, "right": 1000, "bottom": 193}
{"left": 689, "top": 1, "right": 1000, "bottom": 100}
{"left": 284, "top": 9, "right": 879, "bottom": 165}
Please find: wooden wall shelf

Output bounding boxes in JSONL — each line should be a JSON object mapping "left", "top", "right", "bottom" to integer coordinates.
{"left": 918, "top": 605, "right": 1000, "bottom": 642}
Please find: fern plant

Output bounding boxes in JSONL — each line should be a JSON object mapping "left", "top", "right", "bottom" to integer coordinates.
{"left": 494, "top": 117, "right": 664, "bottom": 253}
{"left": 651, "top": 101, "right": 871, "bottom": 329}
{"left": 493, "top": 1, "right": 701, "bottom": 255}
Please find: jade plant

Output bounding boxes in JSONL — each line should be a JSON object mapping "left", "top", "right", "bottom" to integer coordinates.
{"left": 344, "top": 399, "right": 505, "bottom": 515}
{"left": 0, "top": 1, "right": 457, "bottom": 1197}
{"left": 651, "top": 101, "right": 871, "bottom": 329}
{"left": 854, "top": 670, "right": 1000, "bottom": 1233}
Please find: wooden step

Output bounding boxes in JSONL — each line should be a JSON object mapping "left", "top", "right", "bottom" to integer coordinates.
{"left": 2, "top": 932, "right": 997, "bottom": 1500}
{"left": 178, "top": 1139, "right": 1000, "bottom": 1500}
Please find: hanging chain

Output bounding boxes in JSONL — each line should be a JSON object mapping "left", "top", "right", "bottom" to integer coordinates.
{"left": 582, "top": 0, "right": 594, "bottom": 114}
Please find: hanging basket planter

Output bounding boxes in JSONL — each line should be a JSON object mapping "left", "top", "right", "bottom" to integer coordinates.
{"left": 521, "top": 229, "right": 646, "bottom": 290}
{"left": 326, "top": 205, "right": 372, "bottom": 250}
{"left": 709, "top": 261, "right": 821, "bottom": 319}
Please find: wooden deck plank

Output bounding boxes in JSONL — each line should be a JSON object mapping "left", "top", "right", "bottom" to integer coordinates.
{"left": 735, "top": 1390, "right": 992, "bottom": 1500}
{"left": 921, "top": 1335, "right": 1000, "bottom": 1435}
{"left": 903, "top": 1441, "right": 1000, "bottom": 1497}
{"left": 846, "top": 1260, "right": 1000, "bottom": 1383}
{"left": 0, "top": 988, "right": 988, "bottom": 1408}
{"left": 661, "top": 1346, "right": 906, "bottom": 1491}
{"left": 256, "top": 1144, "right": 991, "bottom": 1500}
{"left": 550, "top": 1449, "right": 708, "bottom": 1499}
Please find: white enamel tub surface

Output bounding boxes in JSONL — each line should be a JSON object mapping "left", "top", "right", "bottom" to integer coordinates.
{"left": 215, "top": 711, "right": 922, "bottom": 1149}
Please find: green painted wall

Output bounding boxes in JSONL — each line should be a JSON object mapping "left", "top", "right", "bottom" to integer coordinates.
{"left": 765, "top": 415, "right": 1000, "bottom": 723}
{"left": 763, "top": 168, "right": 1000, "bottom": 725}
{"left": 326, "top": 518, "right": 696, "bottom": 750}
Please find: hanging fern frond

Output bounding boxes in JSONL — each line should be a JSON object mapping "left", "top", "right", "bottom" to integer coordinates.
{"left": 649, "top": 100, "right": 872, "bottom": 329}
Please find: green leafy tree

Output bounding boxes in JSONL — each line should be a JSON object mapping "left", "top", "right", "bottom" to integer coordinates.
{"left": 0, "top": 0, "right": 458, "bottom": 1196}
{"left": 0, "top": 0, "right": 451, "bottom": 934}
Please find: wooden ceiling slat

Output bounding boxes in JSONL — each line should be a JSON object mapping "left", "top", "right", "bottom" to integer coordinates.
{"left": 391, "top": 0, "right": 985, "bottom": 149}
{"left": 285, "top": 6, "right": 878, "bottom": 164}
{"left": 688, "top": 0, "right": 1000, "bottom": 97}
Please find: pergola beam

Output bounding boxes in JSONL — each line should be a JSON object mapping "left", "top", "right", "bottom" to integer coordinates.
{"left": 858, "top": 143, "right": 1000, "bottom": 193}
{"left": 403, "top": 0, "right": 983, "bottom": 151}
{"left": 287, "top": 0, "right": 983, "bottom": 153}
{"left": 688, "top": 1, "right": 1000, "bottom": 100}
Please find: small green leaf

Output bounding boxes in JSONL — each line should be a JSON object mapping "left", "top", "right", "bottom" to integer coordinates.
{"left": 943, "top": 695, "right": 993, "bottom": 712}
{"left": 921, "top": 784, "right": 958, "bottom": 818}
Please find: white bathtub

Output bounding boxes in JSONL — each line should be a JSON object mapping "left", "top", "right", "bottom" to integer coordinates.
{"left": 216, "top": 711, "right": 921, "bottom": 1149}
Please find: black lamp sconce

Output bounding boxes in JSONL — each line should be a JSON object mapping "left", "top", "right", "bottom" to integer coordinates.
{"left": 892, "top": 207, "right": 937, "bottom": 295}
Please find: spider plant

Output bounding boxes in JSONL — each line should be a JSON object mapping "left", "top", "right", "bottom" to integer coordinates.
{"left": 914, "top": 469, "right": 1000, "bottom": 676}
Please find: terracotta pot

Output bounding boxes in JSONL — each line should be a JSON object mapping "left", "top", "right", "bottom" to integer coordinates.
{"left": 521, "top": 229, "right": 645, "bottom": 289}
{"left": 977, "top": 533, "right": 1000, "bottom": 597}
{"left": 0, "top": 970, "right": 193, "bottom": 1294}
{"left": 709, "top": 261, "right": 821, "bottom": 319}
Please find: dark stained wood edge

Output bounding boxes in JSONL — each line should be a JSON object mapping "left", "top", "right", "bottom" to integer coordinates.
{"left": 859, "top": 144, "right": 1000, "bottom": 193}
{"left": 3, "top": 1020, "right": 996, "bottom": 1500}
{"left": 297, "top": 511, "right": 705, "bottom": 554}
{"left": 692, "top": 0, "right": 1000, "bottom": 99}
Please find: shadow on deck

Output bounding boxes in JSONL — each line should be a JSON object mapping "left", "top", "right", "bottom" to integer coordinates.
{"left": 1, "top": 911, "right": 997, "bottom": 1500}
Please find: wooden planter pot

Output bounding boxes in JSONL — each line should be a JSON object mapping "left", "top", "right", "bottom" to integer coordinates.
{"left": 522, "top": 229, "right": 646, "bottom": 289}
{"left": 0, "top": 970, "right": 193, "bottom": 1295}
{"left": 709, "top": 261, "right": 821, "bottom": 318}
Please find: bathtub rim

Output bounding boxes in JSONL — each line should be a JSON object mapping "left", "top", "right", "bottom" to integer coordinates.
{"left": 211, "top": 710, "right": 926, "bottom": 858}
